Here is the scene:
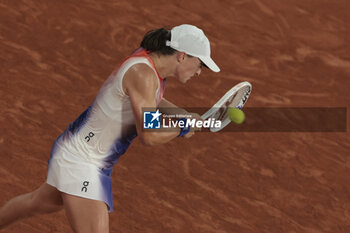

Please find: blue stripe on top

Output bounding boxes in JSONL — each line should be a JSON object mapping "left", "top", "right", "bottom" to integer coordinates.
{"left": 103, "top": 127, "right": 137, "bottom": 169}
{"left": 68, "top": 106, "right": 92, "bottom": 134}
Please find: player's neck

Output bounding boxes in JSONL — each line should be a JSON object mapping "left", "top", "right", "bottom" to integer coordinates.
{"left": 148, "top": 53, "right": 176, "bottom": 79}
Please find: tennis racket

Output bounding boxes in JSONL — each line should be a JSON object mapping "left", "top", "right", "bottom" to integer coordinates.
{"left": 201, "top": 81, "right": 252, "bottom": 132}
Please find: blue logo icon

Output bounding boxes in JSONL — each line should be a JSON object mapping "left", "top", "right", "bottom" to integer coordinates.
{"left": 143, "top": 110, "right": 161, "bottom": 129}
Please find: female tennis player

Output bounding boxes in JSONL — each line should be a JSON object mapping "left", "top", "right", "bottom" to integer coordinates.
{"left": 0, "top": 24, "right": 220, "bottom": 233}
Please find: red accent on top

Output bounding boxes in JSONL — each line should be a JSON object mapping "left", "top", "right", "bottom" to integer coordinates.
{"left": 115, "top": 48, "right": 166, "bottom": 106}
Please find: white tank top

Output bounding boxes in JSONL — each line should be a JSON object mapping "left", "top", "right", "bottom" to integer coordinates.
{"left": 52, "top": 49, "right": 166, "bottom": 169}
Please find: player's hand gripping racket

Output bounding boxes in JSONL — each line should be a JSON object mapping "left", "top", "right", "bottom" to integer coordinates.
{"left": 201, "top": 81, "right": 252, "bottom": 132}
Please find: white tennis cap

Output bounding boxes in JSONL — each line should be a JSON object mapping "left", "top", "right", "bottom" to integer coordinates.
{"left": 165, "top": 24, "right": 220, "bottom": 72}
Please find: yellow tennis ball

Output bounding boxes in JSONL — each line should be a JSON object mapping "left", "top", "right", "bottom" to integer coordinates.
{"left": 228, "top": 107, "right": 245, "bottom": 124}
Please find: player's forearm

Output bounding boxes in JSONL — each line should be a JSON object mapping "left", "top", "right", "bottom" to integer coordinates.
{"left": 138, "top": 130, "right": 182, "bottom": 146}
{"left": 158, "top": 98, "right": 188, "bottom": 115}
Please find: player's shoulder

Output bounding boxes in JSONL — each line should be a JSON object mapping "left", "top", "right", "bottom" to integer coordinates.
{"left": 123, "top": 63, "right": 158, "bottom": 91}
{"left": 127, "top": 62, "right": 156, "bottom": 80}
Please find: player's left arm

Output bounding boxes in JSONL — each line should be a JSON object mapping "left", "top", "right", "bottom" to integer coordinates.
{"left": 159, "top": 98, "right": 203, "bottom": 129}
{"left": 158, "top": 98, "right": 189, "bottom": 115}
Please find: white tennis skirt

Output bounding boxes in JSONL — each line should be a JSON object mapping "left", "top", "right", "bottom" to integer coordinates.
{"left": 46, "top": 145, "right": 114, "bottom": 212}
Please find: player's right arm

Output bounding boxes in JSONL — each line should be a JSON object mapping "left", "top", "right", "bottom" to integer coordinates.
{"left": 123, "top": 64, "right": 194, "bottom": 146}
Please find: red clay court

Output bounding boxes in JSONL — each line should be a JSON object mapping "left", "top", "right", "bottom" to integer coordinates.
{"left": 1, "top": 1, "right": 349, "bottom": 232}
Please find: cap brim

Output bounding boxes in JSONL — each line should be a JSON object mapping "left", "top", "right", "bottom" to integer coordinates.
{"left": 199, "top": 56, "right": 220, "bottom": 72}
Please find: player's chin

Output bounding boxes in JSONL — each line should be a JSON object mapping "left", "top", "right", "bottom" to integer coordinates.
{"left": 184, "top": 76, "right": 193, "bottom": 83}
{"left": 177, "top": 75, "right": 192, "bottom": 84}
{"left": 179, "top": 78, "right": 189, "bottom": 84}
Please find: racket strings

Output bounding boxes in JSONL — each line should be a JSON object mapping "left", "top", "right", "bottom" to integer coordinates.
{"left": 212, "top": 86, "right": 251, "bottom": 122}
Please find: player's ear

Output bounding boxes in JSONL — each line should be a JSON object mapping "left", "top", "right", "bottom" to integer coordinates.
{"left": 176, "top": 52, "right": 186, "bottom": 63}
